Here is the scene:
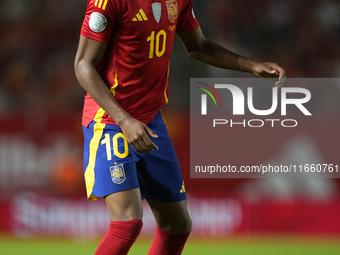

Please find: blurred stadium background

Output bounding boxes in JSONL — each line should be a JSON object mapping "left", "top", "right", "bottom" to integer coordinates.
{"left": 1, "top": 0, "right": 340, "bottom": 254}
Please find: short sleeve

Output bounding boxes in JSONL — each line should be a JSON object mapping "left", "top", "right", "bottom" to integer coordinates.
{"left": 176, "top": 0, "right": 200, "bottom": 34}
{"left": 81, "top": 0, "right": 121, "bottom": 43}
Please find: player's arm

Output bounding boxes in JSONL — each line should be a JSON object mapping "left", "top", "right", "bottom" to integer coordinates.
{"left": 74, "top": 35, "right": 158, "bottom": 153}
{"left": 177, "top": 27, "right": 285, "bottom": 88}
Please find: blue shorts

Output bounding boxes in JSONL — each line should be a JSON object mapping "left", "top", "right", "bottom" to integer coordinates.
{"left": 82, "top": 111, "right": 186, "bottom": 202}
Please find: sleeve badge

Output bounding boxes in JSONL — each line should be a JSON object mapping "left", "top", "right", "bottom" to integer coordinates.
{"left": 89, "top": 12, "right": 108, "bottom": 33}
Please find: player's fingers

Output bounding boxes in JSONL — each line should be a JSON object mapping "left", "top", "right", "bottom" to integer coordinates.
{"left": 131, "top": 135, "right": 156, "bottom": 153}
{"left": 275, "top": 75, "right": 286, "bottom": 88}
{"left": 144, "top": 124, "right": 158, "bottom": 139}
{"left": 271, "top": 64, "right": 285, "bottom": 79}
{"left": 142, "top": 135, "right": 159, "bottom": 151}
{"left": 262, "top": 64, "right": 277, "bottom": 75}
{"left": 271, "top": 66, "right": 286, "bottom": 87}
{"left": 130, "top": 141, "right": 144, "bottom": 153}
{"left": 137, "top": 136, "right": 154, "bottom": 153}
{"left": 132, "top": 137, "right": 152, "bottom": 154}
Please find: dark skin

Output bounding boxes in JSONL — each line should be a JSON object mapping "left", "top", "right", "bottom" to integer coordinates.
{"left": 75, "top": 27, "right": 285, "bottom": 155}
{"left": 178, "top": 27, "right": 285, "bottom": 87}
{"left": 75, "top": 27, "right": 285, "bottom": 233}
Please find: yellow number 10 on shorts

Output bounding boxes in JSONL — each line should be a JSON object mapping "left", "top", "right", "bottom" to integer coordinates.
{"left": 82, "top": 111, "right": 187, "bottom": 203}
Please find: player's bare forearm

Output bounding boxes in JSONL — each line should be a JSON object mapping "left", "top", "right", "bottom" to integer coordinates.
{"left": 75, "top": 64, "right": 158, "bottom": 153}
{"left": 74, "top": 36, "right": 130, "bottom": 125}
{"left": 75, "top": 35, "right": 158, "bottom": 153}
{"left": 178, "top": 27, "right": 285, "bottom": 88}
{"left": 75, "top": 60, "right": 130, "bottom": 126}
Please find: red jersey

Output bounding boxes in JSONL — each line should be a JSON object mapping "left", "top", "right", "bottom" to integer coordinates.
{"left": 81, "top": 0, "right": 199, "bottom": 126}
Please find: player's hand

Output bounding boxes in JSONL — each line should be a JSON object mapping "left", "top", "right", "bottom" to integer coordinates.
{"left": 120, "top": 117, "right": 158, "bottom": 154}
{"left": 251, "top": 62, "right": 286, "bottom": 88}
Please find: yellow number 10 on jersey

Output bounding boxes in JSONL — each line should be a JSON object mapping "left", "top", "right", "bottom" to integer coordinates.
{"left": 147, "top": 30, "right": 167, "bottom": 58}
{"left": 101, "top": 133, "right": 129, "bottom": 160}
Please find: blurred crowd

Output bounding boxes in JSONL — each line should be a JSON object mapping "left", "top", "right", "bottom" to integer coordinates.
{"left": 0, "top": 0, "right": 339, "bottom": 114}
{"left": 201, "top": 0, "right": 340, "bottom": 77}
{"left": 0, "top": 0, "right": 85, "bottom": 115}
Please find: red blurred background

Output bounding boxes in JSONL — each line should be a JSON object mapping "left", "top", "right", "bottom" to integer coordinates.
{"left": 0, "top": 0, "right": 340, "bottom": 238}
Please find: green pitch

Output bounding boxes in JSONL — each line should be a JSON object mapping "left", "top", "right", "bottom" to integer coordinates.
{"left": 0, "top": 236, "right": 339, "bottom": 255}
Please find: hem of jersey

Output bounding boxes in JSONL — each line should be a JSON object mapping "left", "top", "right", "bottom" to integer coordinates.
{"left": 83, "top": 108, "right": 162, "bottom": 127}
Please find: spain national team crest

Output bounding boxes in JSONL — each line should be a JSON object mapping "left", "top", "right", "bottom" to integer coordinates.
{"left": 166, "top": 0, "right": 178, "bottom": 23}
{"left": 110, "top": 164, "right": 126, "bottom": 184}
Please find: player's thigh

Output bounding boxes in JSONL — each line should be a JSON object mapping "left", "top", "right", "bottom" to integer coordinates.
{"left": 83, "top": 121, "right": 144, "bottom": 221}
{"left": 105, "top": 188, "right": 143, "bottom": 221}
{"left": 137, "top": 111, "right": 186, "bottom": 202}
{"left": 147, "top": 199, "right": 192, "bottom": 234}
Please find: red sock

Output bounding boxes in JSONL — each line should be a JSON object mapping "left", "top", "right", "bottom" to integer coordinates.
{"left": 95, "top": 219, "right": 143, "bottom": 255}
{"left": 148, "top": 227, "right": 190, "bottom": 255}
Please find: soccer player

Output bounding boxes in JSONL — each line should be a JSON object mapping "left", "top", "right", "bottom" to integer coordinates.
{"left": 74, "top": 0, "right": 285, "bottom": 254}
